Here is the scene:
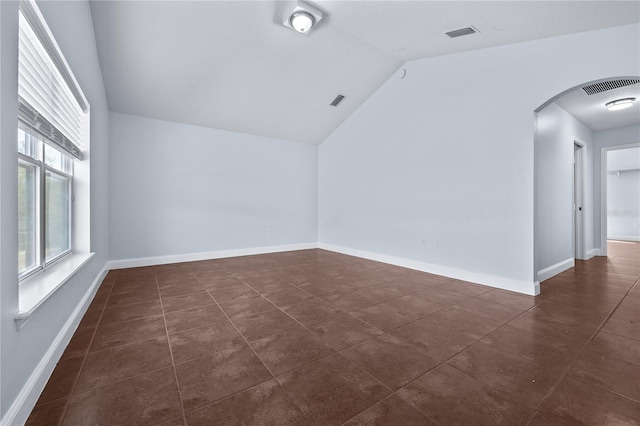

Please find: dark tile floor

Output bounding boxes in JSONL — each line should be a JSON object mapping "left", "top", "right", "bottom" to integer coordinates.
{"left": 27, "top": 242, "right": 640, "bottom": 425}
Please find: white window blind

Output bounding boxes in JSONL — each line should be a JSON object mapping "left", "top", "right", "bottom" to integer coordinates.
{"left": 18, "top": 1, "right": 88, "bottom": 160}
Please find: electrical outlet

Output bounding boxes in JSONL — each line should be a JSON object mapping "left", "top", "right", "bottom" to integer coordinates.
{"left": 333, "top": 227, "right": 337, "bottom": 235}
{"left": 266, "top": 227, "right": 271, "bottom": 235}
{"left": 436, "top": 240, "right": 442, "bottom": 248}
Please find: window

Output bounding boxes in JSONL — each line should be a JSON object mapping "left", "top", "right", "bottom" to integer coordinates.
{"left": 18, "top": 129, "right": 73, "bottom": 279}
{"left": 17, "top": 0, "right": 88, "bottom": 282}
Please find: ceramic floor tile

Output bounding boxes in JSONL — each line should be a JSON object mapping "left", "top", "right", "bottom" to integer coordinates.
{"left": 231, "top": 309, "right": 302, "bottom": 342}
{"left": 474, "top": 289, "right": 542, "bottom": 310}
{"left": 90, "top": 315, "right": 166, "bottom": 352}
{"left": 217, "top": 293, "right": 276, "bottom": 318}
{"left": 161, "top": 291, "right": 215, "bottom": 313}
{"left": 447, "top": 342, "right": 559, "bottom": 409}
{"left": 537, "top": 377, "right": 640, "bottom": 425}
{"left": 485, "top": 330, "right": 581, "bottom": 376}
{"left": 277, "top": 354, "right": 390, "bottom": 425}
{"left": 397, "top": 364, "right": 531, "bottom": 425}
{"left": 437, "top": 280, "right": 491, "bottom": 296}
{"left": 169, "top": 321, "right": 246, "bottom": 365}
{"left": 76, "top": 306, "right": 103, "bottom": 330}
{"left": 456, "top": 297, "right": 525, "bottom": 323}
{"left": 75, "top": 336, "right": 172, "bottom": 394}
{"left": 60, "top": 327, "right": 95, "bottom": 361}
{"left": 106, "top": 285, "right": 160, "bottom": 307}
{"left": 158, "top": 281, "right": 206, "bottom": 299}
{"left": 341, "top": 334, "right": 438, "bottom": 390}
{"left": 282, "top": 299, "right": 340, "bottom": 326}
{"left": 185, "top": 379, "right": 305, "bottom": 426}
{"left": 63, "top": 367, "right": 182, "bottom": 426}
{"left": 567, "top": 350, "right": 640, "bottom": 402}
{"left": 250, "top": 328, "right": 335, "bottom": 375}
{"left": 298, "top": 280, "right": 355, "bottom": 297}
{"left": 391, "top": 308, "right": 502, "bottom": 361}
{"left": 262, "top": 287, "right": 315, "bottom": 309}
{"left": 585, "top": 331, "right": 640, "bottom": 365}
{"left": 354, "top": 285, "right": 405, "bottom": 304}
{"left": 351, "top": 302, "right": 425, "bottom": 332}
{"left": 26, "top": 398, "right": 67, "bottom": 426}
{"left": 99, "top": 299, "right": 163, "bottom": 326}
{"left": 208, "top": 284, "right": 257, "bottom": 302}
{"left": 165, "top": 304, "right": 227, "bottom": 335}
{"left": 175, "top": 345, "right": 272, "bottom": 412}
{"left": 305, "top": 312, "right": 383, "bottom": 350}
{"left": 200, "top": 276, "right": 246, "bottom": 291}
{"left": 37, "top": 356, "right": 84, "bottom": 405}
{"left": 601, "top": 315, "right": 640, "bottom": 341}
{"left": 343, "top": 395, "right": 436, "bottom": 426}
{"left": 384, "top": 294, "right": 446, "bottom": 317}
{"left": 110, "top": 278, "right": 158, "bottom": 295}
{"left": 321, "top": 291, "right": 379, "bottom": 312}
{"left": 30, "top": 247, "right": 640, "bottom": 425}
{"left": 414, "top": 288, "right": 472, "bottom": 306}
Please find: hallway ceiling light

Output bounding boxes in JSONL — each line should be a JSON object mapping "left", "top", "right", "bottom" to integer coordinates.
{"left": 605, "top": 98, "right": 636, "bottom": 111}
{"left": 283, "top": 2, "right": 323, "bottom": 35}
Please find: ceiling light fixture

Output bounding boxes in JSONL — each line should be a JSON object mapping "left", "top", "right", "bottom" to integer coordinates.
{"left": 605, "top": 98, "right": 636, "bottom": 111}
{"left": 283, "top": 2, "right": 323, "bottom": 35}
{"left": 290, "top": 11, "right": 314, "bottom": 33}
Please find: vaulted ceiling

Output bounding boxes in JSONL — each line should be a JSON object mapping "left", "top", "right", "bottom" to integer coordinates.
{"left": 90, "top": 1, "right": 640, "bottom": 144}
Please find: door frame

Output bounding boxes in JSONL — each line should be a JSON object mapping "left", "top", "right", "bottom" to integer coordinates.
{"left": 601, "top": 142, "right": 640, "bottom": 255}
{"left": 573, "top": 140, "right": 586, "bottom": 260}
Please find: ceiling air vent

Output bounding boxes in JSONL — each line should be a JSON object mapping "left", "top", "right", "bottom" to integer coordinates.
{"left": 582, "top": 79, "right": 640, "bottom": 95}
{"left": 446, "top": 27, "right": 477, "bottom": 38}
{"left": 330, "top": 95, "right": 346, "bottom": 107}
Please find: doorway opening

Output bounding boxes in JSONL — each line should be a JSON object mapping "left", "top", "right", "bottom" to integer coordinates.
{"left": 533, "top": 75, "right": 640, "bottom": 284}
{"left": 602, "top": 144, "right": 640, "bottom": 253}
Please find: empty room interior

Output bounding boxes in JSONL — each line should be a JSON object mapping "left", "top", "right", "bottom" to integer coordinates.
{"left": 1, "top": 1, "right": 640, "bottom": 425}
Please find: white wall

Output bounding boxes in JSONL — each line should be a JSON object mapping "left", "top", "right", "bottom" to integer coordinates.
{"left": 319, "top": 24, "right": 640, "bottom": 295}
{"left": 607, "top": 147, "right": 640, "bottom": 241}
{"left": 109, "top": 112, "right": 318, "bottom": 262}
{"left": 593, "top": 124, "right": 640, "bottom": 249}
{"left": 535, "top": 103, "right": 593, "bottom": 277}
{"left": 1, "top": 0, "right": 110, "bottom": 422}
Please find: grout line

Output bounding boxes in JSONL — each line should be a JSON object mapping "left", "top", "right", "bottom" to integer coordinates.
{"left": 522, "top": 278, "right": 640, "bottom": 425}
{"left": 58, "top": 271, "right": 119, "bottom": 424}
{"left": 233, "top": 272, "right": 502, "bottom": 424}
{"left": 184, "top": 274, "right": 298, "bottom": 418}
{"left": 154, "top": 272, "right": 189, "bottom": 426}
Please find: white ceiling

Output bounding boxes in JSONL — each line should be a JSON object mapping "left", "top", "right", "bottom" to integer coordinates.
{"left": 89, "top": 1, "right": 640, "bottom": 144}
{"left": 555, "top": 81, "right": 640, "bottom": 132}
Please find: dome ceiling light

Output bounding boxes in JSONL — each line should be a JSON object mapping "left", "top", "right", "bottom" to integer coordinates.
{"left": 605, "top": 98, "right": 636, "bottom": 111}
{"left": 283, "top": 2, "right": 323, "bottom": 35}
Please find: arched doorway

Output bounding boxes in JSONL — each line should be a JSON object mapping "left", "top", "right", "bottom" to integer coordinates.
{"left": 534, "top": 76, "right": 640, "bottom": 283}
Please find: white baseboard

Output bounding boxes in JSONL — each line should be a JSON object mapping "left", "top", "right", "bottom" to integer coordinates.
{"left": 1, "top": 265, "right": 109, "bottom": 426}
{"left": 608, "top": 235, "right": 640, "bottom": 242}
{"left": 587, "top": 248, "right": 604, "bottom": 258}
{"left": 537, "top": 258, "right": 575, "bottom": 282}
{"left": 108, "top": 242, "right": 319, "bottom": 270}
{"left": 318, "top": 243, "right": 539, "bottom": 296}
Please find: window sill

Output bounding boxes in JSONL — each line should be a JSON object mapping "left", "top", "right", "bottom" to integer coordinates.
{"left": 16, "top": 252, "right": 94, "bottom": 327}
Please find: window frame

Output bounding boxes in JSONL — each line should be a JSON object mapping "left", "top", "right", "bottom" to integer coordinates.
{"left": 18, "top": 128, "right": 74, "bottom": 283}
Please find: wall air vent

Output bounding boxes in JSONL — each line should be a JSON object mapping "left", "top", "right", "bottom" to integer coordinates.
{"left": 582, "top": 79, "right": 640, "bottom": 95}
{"left": 330, "top": 94, "right": 346, "bottom": 107}
{"left": 446, "top": 27, "right": 477, "bottom": 38}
